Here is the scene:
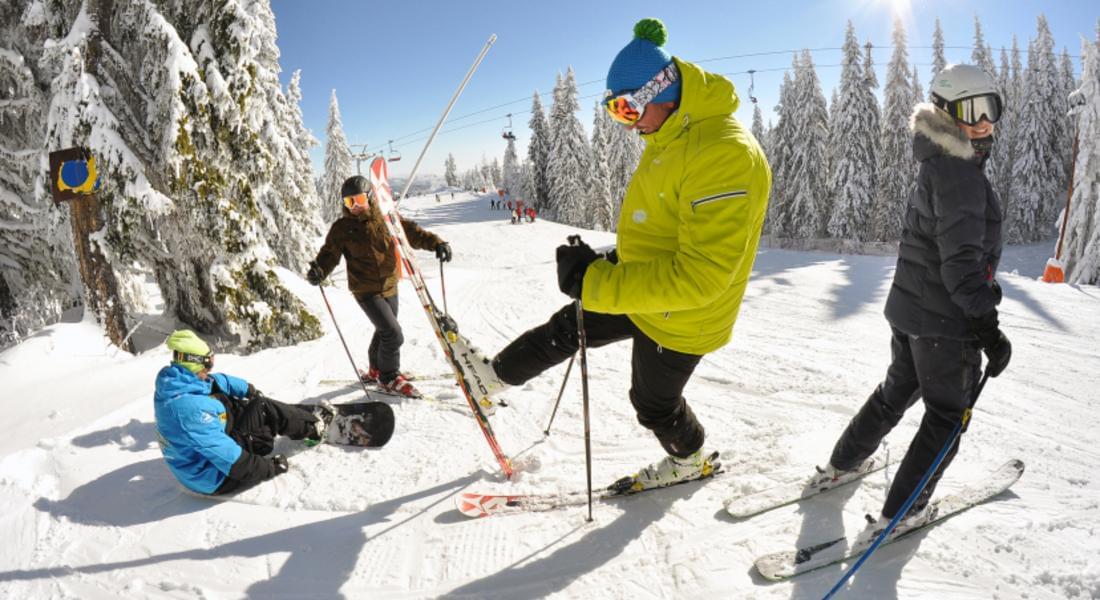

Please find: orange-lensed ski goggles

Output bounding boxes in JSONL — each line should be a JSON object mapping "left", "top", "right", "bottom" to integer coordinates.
{"left": 343, "top": 191, "right": 372, "bottom": 210}
{"left": 603, "top": 63, "right": 680, "bottom": 125}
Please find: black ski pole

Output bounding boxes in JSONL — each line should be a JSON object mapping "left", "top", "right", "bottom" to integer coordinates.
{"left": 543, "top": 354, "right": 575, "bottom": 436}
{"left": 440, "top": 260, "right": 449, "bottom": 316}
{"left": 318, "top": 284, "right": 375, "bottom": 400}
{"left": 824, "top": 366, "right": 992, "bottom": 599}
{"left": 575, "top": 299, "right": 593, "bottom": 522}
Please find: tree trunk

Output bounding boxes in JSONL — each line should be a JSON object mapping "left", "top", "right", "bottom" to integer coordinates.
{"left": 69, "top": 194, "right": 134, "bottom": 353}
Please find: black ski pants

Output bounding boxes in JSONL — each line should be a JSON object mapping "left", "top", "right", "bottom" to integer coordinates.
{"left": 214, "top": 395, "right": 316, "bottom": 495}
{"left": 829, "top": 327, "right": 981, "bottom": 518}
{"left": 493, "top": 304, "right": 705, "bottom": 458}
{"left": 356, "top": 293, "right": 402, "bottom": 380}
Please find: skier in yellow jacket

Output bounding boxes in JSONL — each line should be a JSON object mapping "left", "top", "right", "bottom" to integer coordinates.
{"left": 468, "top": 18, "right": 771, "bottom": 489}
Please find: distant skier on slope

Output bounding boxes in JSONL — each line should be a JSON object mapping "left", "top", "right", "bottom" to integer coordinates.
{"left": 154, "top": 330, "right": 334, "bottom": 496}
{"left": 307, "top": 175, "right": 452, "bottom": 398}
{"left": 455, "top": 18, "right": 771, "bottom": 491}
{"left": 816, "top": 64, "right": 1012, "bottom": 539}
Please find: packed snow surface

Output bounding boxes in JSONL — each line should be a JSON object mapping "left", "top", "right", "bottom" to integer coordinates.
{"left": 1, "top": 192, "right": 1097, "bottom": 599}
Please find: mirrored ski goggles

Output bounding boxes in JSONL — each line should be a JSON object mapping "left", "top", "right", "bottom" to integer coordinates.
{"left": 343, "top": 191, "right": 372, "bottom": 210}
{"left": 174, "top": 350, "right": 214, "bottom": 370}
{"left": 934, "top": 93, "right": 1003, "bottom": 126}
{"left": 603, "top": 63, "right": 680, "bottom": 125}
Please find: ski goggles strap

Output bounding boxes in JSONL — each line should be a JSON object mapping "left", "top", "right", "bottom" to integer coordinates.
{"left": 603, "top": 62, "right": 680, "bottom": 125}
{"left": 174, "top": 350, "right": 214, "bottom": 370}
{"left": 933, "top": 93, "right": 1003, "bottom": 126}
{"left": 343, "top": 190, "right": 372, "bottom": 210}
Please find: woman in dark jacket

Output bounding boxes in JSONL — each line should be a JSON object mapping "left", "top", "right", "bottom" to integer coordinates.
{"left": 307, "top": 175, "right": 452, "bottom": 398}
{"left": 817, "top": 64, "right": 1013, "bottom": 536}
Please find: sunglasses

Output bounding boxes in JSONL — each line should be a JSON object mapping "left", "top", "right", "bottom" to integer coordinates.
{"left": 175, "top": 350, "right": 215, "bottom": 370}
{"left": 603, "top": 63, "right": 680, "bottom": 126}
{"left": 343, "top": 191, "right": 372, "bottom": 210}
{"left": 933, "top": 93, "right": 1003, "bottom": 126}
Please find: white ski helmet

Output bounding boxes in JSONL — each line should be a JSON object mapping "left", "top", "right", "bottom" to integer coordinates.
{"left": 930, "top": 64, "right": 1003, "bottom": 125}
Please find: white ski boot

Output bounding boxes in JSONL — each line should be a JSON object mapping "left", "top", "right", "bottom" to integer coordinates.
{"left": 620, "top": 449, "right": 721, "bottom": 493}
{"left": 857, "top": 503, "right": 939, "bottom": 546}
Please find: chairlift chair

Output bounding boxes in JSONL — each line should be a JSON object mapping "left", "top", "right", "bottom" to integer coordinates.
{"left": 387, "top": 140, "right": 402, "bottom": 162}
{"left": 502, "top": 113, "right": 516, "bottom": 141}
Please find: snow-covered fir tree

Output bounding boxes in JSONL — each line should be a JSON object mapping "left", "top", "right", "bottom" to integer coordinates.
{"left": 972, "top": 17, "right": 998, "bottom": 78}
{"left": 875, "top": 19, "right": 917, "bottom": 242}
{"left": 765, "top": 68, "right": 796, "bottom": 237}
{"left": 284, "top": 70, "right": 319, "bottom": 171}
{"left": 526, "top": 91, "right": 552, "bottom": 212}
{"left": 490, "top": 158, "right": 502, "bottom": 191}
{"left": 1035, "top": 15, "right": 1069, "bottom": 226}
{"left": 1010, "top": 35, "right": 1062, "bottom": 242}
{"left": 444, "top": 153, "right": 459, "bottom": 187}
{"left": 501, "top": 137, "right": 521, "bottom": 198}
{"left": 607, "top": 108, "right": 644, "bottom": 226}
{"left": 930, "top": 18, "right": 947, "bottom": 97}
{"left": 1058, "top": 48, "right": 1079, "bottom": 179}
{"left": 589, "top": 103, "right": 617, "bottom": 231}
{"left": 827, "top": 24, "right": 879, "bottom": 241}
{"left": 751, "top": 105, "right": 766, "bottom": 146}
{"left": 784, "top": 50, "right": 830, "bottom": 239}
{"left": 322, "top": 90, "right": 354, "bottom": 223}
{"left": 991, "top": 46, "right": 1017, "bottom": 210}
{"left": 1061, "top": 32, "right": 1100, "bottom": 284}
{"left": 546, "top": 67, "right": 592, "bottom": 226}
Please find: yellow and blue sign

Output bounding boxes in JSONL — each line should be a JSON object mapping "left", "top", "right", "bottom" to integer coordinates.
{"left": 49, "top": 147, "right": 102, "bottom": 203}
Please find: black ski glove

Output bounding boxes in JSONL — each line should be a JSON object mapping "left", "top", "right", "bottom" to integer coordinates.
{"left": 969, "top": 310, "right": 1011, "bottom": 377}
{"left": 603, "top": 248, "right": 619, "bottom": 265}
{"left": 269, "top": 454, "right": 289, "bottom": 478}
{"left": 435, "top": 242, "right": 452, "bottom": 263}
{"left": 556, "top": 235, "right": 598, "bottom": 300}
{"left": 991, "top": 279, "right": 1003, "bottom": 305}
{"left": 306, "top": 261, "right": 324, "bottom": 286}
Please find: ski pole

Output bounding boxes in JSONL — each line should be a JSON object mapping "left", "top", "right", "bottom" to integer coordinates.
{"left": 543, "top": 354, "right": 575, "bottom": 436}
{"left": 318, "top": 284, "right": 375, "bottom": 400}
{"left": 439, "top": 260, "right": 449, "bottom": 316}
{"left": 394, "top": 34, "right": 496, "bottom": 204}
{"left": 823, "top": 366, "right": 992, "bottom": 599}
{"left": 575, "top": 300, "right": 593, "bottom": 523}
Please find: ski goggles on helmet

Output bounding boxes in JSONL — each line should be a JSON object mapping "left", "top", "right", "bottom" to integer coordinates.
{"left": 603, "top": 63, "right": 680, "bottom": 125}
{"left": 174, "top": 350, "right": 214, "bottom": 370}
{"left": 343, "top": 190, "right": 372, "bottom": 210}
{"left": 933, "top": 93, "right": 1003, "bottom": 126}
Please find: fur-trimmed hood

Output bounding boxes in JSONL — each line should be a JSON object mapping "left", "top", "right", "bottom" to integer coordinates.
{"left": 909, "top": 102, "right": 976, "bottom": 161}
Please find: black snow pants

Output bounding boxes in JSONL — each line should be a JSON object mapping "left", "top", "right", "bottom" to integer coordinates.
{"left": 213, "top": 395, "right": 317, "bottom": 495}
{"left": 356, "top": 293, "right": 403, "bottom": 380}
{"left": 492, "top": 304, "right": 705, "bottom": 458}
{"left": 829, "top": 326, "right": 982, "bottom": 518}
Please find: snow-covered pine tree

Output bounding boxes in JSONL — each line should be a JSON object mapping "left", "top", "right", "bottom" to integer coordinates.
{"left": 972, "top": 17, "right": 998, "bottom": 79}
{"left": 444, "top": 153, "right": 459, "bottom": 187}
{"left": 765, "top": 68, "right": 796, "bottom": 237}
{"left": 285, "top": 71, "right": 320, "bottom": 172}
{"left": 322, "top": 90, "right": 354, "bottom": 223}
{"left": 527, "top": 91, "right": 552, "bottom": 212}
{"left": 3, "top": 0, "right": 325, "bottom": 352}
{"left": 546, "top": 67, "right": 592, "bottom": 227}
{"left": 930, "top": 18, "right": 947, "bottom": 97}
{"left": 751, "top": 104, "right": 766, "bottom": 148}
{"left": 1036, "top": 15, "right": 1069, "bottom": 227}
{"left": 875, "top": 19, "right": 917, "bottom": 242}
{"left": 589, "top": 102, "right": 616, "bottom": 231}
{"left": 784, "top": 50, "right": 830, "bottom": 239}
{"left": 490, "top": 158, "right": 502, "bottom": 191}
{"left": 1061, "top": 33, "right": 1100, "bottom": 284}
{"left": 1059, "top": 48, "right": 1079, "bottom": 180}
{"left": 501, "top": 137, "right": 521, "bottom": 198}
{"left": 827, "top": 24, "right": 879, "bottom": 241}
{"left": 1010, "top": 35, "right": 1061, "bottom": 243}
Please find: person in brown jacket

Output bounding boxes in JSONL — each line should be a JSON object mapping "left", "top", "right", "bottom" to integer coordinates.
{"left": 307, "top": 175, "right": 452, "bottom": 398}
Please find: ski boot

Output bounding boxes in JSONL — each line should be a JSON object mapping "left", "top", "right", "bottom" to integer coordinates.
{"left": 359, "top": 367, "right": 381, "bottom": 385}
{"left": 809, "top": 456, "right": 881, "bottom": 491}
{"left": 857, "top": 503, "right": 939, "bottom": 546}
{"left": 379, "top": 373, "right": 422, "bottom": 399}
{"left": 613, "top": 449, "right": 721, "bottom": 494}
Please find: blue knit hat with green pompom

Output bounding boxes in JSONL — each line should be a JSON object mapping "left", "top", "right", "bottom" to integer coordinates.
{"left": 606, "top": 18, "right": 681, "bottom": 103}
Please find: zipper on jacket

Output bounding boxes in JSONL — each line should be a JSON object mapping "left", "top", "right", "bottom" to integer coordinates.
{"left": 690, "top": 190, "right": 747, "bottom": 212}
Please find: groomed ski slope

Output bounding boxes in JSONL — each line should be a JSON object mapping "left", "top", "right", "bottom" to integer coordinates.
{"left": 1, "top": 191, "right": 1097, "bottom": 599}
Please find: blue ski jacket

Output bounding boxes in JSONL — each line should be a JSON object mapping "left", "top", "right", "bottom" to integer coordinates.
{"left": 153, "top": 365, "right": 250, "bottom": 494}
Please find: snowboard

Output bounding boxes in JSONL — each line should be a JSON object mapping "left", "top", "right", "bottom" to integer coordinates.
{"left": 320, "top": 401, "right": 395, "bottom": 448}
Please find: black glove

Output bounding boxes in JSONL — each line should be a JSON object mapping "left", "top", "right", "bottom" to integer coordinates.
{"left": 269, "top": 454, "right": 289, "bottom": 477}
{"left": 603, "top": 248, "right": 619, "bottom": 265}
{"left": 970, "top": 311, "right": 1012, "bottom": 377}
{"left": 435, "top": 242, "right": 452, "bottom": 263}
{"left": 306, "top": 261, "right": 324, "bottom": 286}
{"left": 991, "top": 279, "right": 1003, "bottom": 305}
{"left": 556, "top": 235, "right": 598, "bottom": 300}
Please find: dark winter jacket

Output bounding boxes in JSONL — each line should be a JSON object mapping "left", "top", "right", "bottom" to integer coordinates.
{"left": 314, "top": 204, "right": 444, "bottom": 298}
{"left": 883, "top": 103, "right": 1003, "bottom": 339}
{"left": 154, "top": 365, "right": 270, "bottom": 494}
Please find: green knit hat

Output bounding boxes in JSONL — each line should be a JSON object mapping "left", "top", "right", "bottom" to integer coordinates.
{"left": 167, "top": 329, "right": 213, "bottom": 373}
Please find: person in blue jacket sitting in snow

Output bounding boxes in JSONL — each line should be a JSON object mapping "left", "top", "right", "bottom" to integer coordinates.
{"left": 154, "top": 330, "right": 333, "bottom": 496}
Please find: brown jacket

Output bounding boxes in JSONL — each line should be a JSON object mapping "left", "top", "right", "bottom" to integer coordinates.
{"left": 314, "top": 205, "right": 443, "bottom": 298}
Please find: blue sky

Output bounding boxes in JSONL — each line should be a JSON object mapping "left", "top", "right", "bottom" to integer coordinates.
{"left": 271, "top": 0, "right": 1098, "bottom": 179}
